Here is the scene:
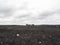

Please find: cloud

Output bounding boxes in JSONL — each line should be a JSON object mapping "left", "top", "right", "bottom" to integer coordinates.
{"left": 0, "top": 0, "right": 14, "bottom": 18}
{"left": 38, "top": 11, "right": 55, "bottom": 19}
{"left": 37, "top": 9, "right": 60, "bottom": 20}
{"left": 0, "top": 0, "right": 60, "bottom": 25}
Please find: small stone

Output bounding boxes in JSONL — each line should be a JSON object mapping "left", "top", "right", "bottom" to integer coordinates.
{"left": 17, "top": 34, "right": 19, "bottom": 36}
{"left": 39, "top": 41, "right": 42, "bottom": 44}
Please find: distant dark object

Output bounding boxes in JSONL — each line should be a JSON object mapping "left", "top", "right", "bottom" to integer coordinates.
{"left": 26, "top": 24, "right": 34, "bottom": 26}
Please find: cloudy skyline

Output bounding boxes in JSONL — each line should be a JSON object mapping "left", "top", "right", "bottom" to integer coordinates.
{"left": 0, "top": 0, "right": 60, "bottom": 25}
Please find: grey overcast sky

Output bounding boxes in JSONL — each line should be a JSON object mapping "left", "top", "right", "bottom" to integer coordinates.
{"left": 0, "top": 0, "right": 60, "bottom": 25}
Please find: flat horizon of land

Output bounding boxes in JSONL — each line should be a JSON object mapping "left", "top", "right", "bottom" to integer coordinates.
{"left": 0, "top": 25, "right": 60, "bottom": 45}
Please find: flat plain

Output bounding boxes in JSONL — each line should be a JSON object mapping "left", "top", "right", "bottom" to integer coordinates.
{"left": 0, "top": 25, "right": 60, "bottom": 45}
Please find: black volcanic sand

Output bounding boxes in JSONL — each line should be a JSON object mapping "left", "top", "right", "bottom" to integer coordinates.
{"left": 0, "top": 25, "right": 60, "bottom": 45}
